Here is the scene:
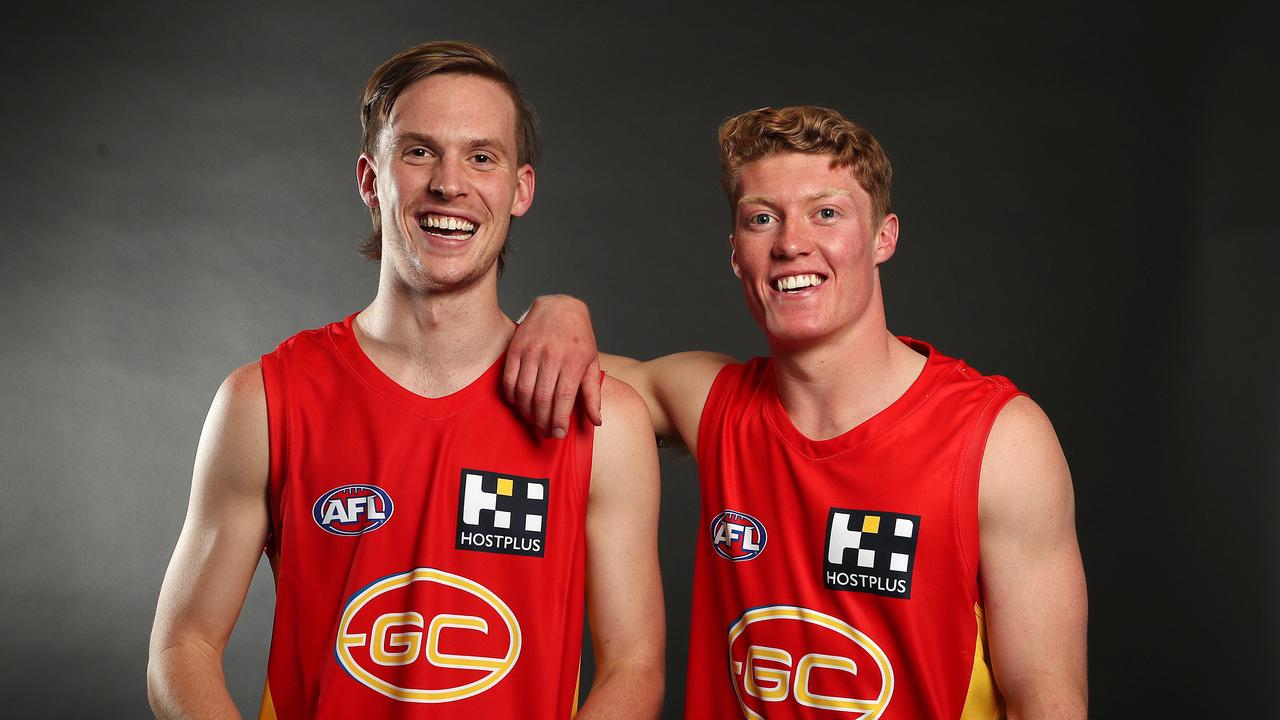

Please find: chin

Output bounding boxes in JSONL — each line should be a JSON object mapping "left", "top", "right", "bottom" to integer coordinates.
{"left": 419, "top": 258, "right": 498, "bottom": 292}
{"left": 760, "top": 320, "right": 833, "bottom": 348}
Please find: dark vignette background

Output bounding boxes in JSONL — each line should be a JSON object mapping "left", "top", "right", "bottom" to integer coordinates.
{"left": 1, "top": 1, "right": 1275, "bottom": 717}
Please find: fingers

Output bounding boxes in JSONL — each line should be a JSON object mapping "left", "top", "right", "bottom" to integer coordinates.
{"left": 513, "top": 351, "right": 542, "bottom": 428}
{"left": 503, "top": 352, "right": 522, "bottom": 406}
{"left": 512, "top": 346, "right": 587, "bottom": 438}
{"left": 531, "top": 360, "right": 560, "bottom": 436}
{"left": 549, "top": 369, "right": 580, "bottom": 439}
{"left": 582, "top": 358, "right": 603, "bottom": 427}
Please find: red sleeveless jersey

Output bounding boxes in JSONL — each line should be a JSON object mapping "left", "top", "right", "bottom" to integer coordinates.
{"left": 686, "top": 339, "right": 1022, "bottom": 719}
{"left": 257, "top": 314, "right": 593, "bottom": 719}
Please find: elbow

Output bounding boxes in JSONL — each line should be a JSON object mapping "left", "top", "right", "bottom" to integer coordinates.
{"left": 145, "top": 649, "right": 173, "bottom": 718}
{"left": 145, "top": 636, "right": 229, "bottom": 719}
{"left": 594, "top": 652, "right": 665, "bottom": 718}
{"left": 642, "top": 654, "right": 666, "bottom": 709}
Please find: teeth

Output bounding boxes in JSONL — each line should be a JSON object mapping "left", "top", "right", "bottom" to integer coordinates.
{"left": 773, "top": 274, "right": 825, "bottom": 292}
{"left": 421, "top": 214, "right": 476, "bottom": 232}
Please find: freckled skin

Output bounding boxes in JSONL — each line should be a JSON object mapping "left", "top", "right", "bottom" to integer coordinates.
{"left": 729, "top": 152, "right": 898, "bottom": 352}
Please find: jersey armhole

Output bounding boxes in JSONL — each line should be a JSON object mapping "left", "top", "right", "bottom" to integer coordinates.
{"left": 259, "top": 350, "right": 289, "bottom": 556}
{"left": 954, "top": 383, "right": 1026, "bottom": 605}
{"left": 694, "top": 362, "right": 746, "bottom": 467}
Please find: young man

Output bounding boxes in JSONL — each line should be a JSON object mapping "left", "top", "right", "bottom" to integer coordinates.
{"left": 147, "top": 42, "right": 664, "bottom": 719}
{"left": 511, "top": 106, "right": 1087, "bottom": 717}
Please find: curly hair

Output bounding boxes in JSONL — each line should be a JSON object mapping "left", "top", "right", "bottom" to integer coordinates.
{"left": 718, "top": 105, "right": 893, "bottom": 221}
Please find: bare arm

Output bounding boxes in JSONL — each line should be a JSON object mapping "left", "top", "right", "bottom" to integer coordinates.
{"left": 147, "top": 363, "right": 271, "bottom": 719}
{"left": 576, "top": 377, "right": 666, "bottom": 719}
{"left": 599, "top": 352, "right": 732, "bottom": 454}
{"left": 979, "top": 396, "right": 1088, "bottom": 718}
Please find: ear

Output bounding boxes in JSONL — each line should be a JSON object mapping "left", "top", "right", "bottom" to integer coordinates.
{"left": 510, "top": 164, "right": 536, "bottom": 217}
{"left": 356, "top": 154, "right": 379, "bottom": 210}
{"left": 872, "top": 213, "right": 900, "bottom": 265}
{"left": 728, "top": 234, "right": 741, "bottom": 278}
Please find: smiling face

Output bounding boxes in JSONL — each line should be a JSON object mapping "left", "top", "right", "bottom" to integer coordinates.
{"left": 730, "top": 152, "right": 899, "bottom": 349}
{"left": 357, "top": 73, "right": 534, "bottom": 293}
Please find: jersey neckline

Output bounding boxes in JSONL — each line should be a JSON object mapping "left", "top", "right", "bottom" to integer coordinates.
{"left": 327, "top": 312, "right": 505, "bottom": 421}
{"left": 761, "top": 337, "right": 956, "bottom": 459}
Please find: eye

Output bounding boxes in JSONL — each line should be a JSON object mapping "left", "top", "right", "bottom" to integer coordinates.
{"left": 748, "top": 213, "right": 774, "bottom": 226}
{"left": 471, "top": 153, "right": 492, "bottom": 164}
{"left": 404, "top": 147, "right": 432, "bottom": 162}
{"left": 817, "top": 207, "right": 838, "bottom": 220}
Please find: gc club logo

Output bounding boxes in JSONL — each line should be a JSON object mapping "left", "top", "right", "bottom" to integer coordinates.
{"left": 727, "top": 605, "right": 894, "bottom": 719}
{"left": 711, "top": 509, "right": 768, "bottom": 562}
{"left": 313, "top": 485, "right": 394, "bottom": 536}
{"left": 336, "top": 568, "right": 521, "bottom": 703}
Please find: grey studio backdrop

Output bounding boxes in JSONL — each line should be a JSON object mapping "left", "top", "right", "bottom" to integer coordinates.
{"left": 1, "top": 2, "right": 1276, "bottom": 717}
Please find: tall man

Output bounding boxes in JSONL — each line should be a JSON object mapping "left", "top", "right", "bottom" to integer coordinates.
{"left": 147, "top": 41, "right": 664, "bottom": 719}
{"left": 511, "top": 106, "right": 1087, "bottom": 717}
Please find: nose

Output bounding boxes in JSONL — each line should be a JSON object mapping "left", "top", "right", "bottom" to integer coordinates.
{"left": 772, "top": 221, "right": 813, "bottom": 259}
{"left": 429, "top": 156, "right": 466, "bottom": 200}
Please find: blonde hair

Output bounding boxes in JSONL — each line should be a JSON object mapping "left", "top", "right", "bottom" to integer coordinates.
{"left": 718, "top": 105, "right": 893, "bottom": 221}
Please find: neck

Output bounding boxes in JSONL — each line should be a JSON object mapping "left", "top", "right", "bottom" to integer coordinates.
{"left": 769, "top": 299, "right": 925, "bottom": 441}
{"left": 355, "top": 266, "right": 513, "bottom": 398}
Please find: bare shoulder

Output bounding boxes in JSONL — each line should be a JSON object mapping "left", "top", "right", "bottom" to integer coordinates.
{"left": 590, "top": 376, "right": 661, "bottom": 493}
{"left": 596, "top": 374, "right": 656, "bottom": 442}
{"left": 204, "top": 361, "right": 267, "bottom": 453}
{"left": 194, "top": 361, "right": 269, "bottom": 499}
{"left": 987, "top": 395, "right": 1060, "bottom": 455}
{"left": 980, "top": 395, "right": 1074, "bottom": 529}
{"left": 219, "top": 360, "right": 266, "bottom": 403}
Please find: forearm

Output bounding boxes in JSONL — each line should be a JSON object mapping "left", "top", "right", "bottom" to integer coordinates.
{"left": 576, "top": 655, "right": 664, "bottom": 720}
{"left": 148, "top": 641, "right": 242, "bottom": 720}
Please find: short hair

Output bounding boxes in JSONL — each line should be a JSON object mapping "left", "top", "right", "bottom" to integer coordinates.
{"left": 357, "top": 40, "right": 541, "bottom": 267}
{"left": 718, "top": 105, "right": 893, "bottom": 222}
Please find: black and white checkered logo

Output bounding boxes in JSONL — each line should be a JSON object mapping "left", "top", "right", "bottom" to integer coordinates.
{"left": 455, "top": 468, "right": 548, "bottom": 557}
{"left": 823, "top": 507, "right": 920, "bottom": 599}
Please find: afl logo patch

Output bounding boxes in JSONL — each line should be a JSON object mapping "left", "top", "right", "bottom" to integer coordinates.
{"left": 711, "top": 509, "right": 767, "bottom": 561}
{"left": 313, "top": 485, "right": 394, "bottom": 536}
{"left": 336, "top": 568, "right": 521, "bottom": 703}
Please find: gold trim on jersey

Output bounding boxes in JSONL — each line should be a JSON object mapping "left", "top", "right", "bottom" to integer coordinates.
{"left": 959, "top": 603, "right": 1006, "bottom": 719}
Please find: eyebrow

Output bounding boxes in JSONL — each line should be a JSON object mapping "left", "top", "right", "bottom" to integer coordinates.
{"left": 737, "top": 188, "right": 853, "bottom": 206}
{"left": 391, "top": 131, "right": 437, "bottom": 148}
{"left": 391, "top": 132, "right": 510, "bottom": 153}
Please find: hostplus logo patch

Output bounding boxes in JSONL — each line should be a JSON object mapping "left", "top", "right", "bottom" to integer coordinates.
{"left": 455, "top": 469, "right": 548, "bottom": 557}
{"left": 823, "top": 508, "right": 920, "bottom": 599}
